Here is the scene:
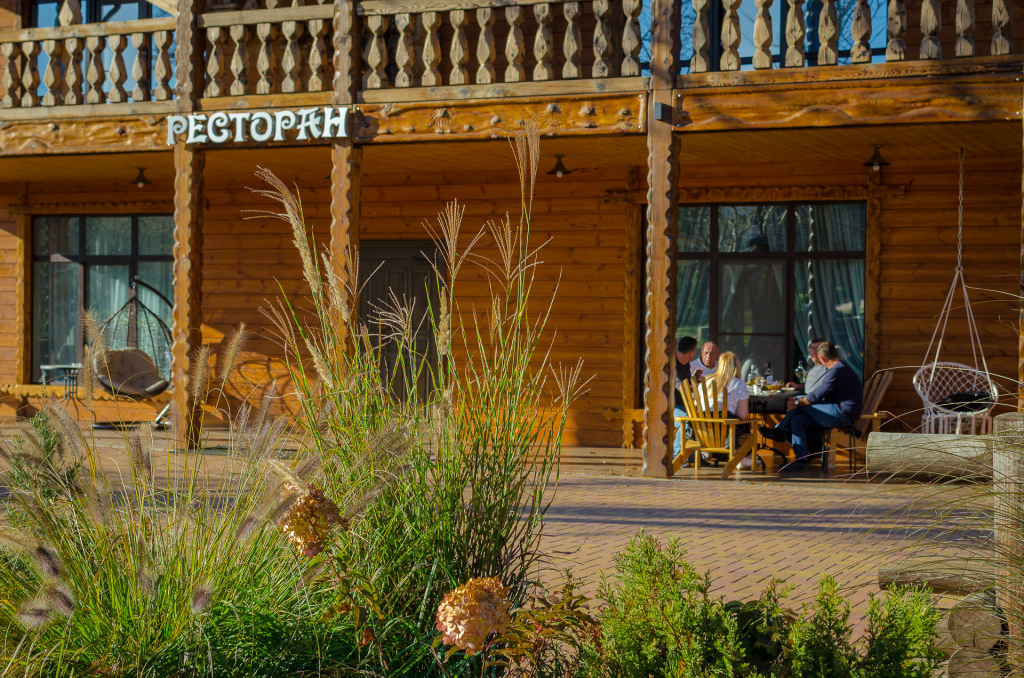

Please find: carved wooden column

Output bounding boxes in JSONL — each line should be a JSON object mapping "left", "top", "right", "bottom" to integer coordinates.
{"left": 955, "top": 0, "right": 974, "bottom": 56}
{"left": 720, "top": 0, "right": 741, "bottom": 71}
{"left": 851, "top": 0, "right": 872, "bottom": 62}
{"left": 752, "top": 0, "right": 773, "bottom": 68}
{"left": 785, "top": 0, "right": 806, "bottom": 66}
{"left": 886, "top": 0, "right": 907, "bottom": 60}
{"left": 172, "top": 0, "right": 205, "bottom": 449}
{"left": 330, "top": 0, "right": 361, "bottom": 346}
{"left": 992, "top": 0, "right": 1011, "bottom": 56}
{"left": 644, "top": 0, "right": 681, "bottom": 477}
{"left": 692, "top": 0, "right": 710, "bottom": 71}
{"left": 919, "top": 0, "right": 941, "bottom": 58}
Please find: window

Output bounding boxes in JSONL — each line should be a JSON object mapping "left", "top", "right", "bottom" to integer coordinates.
{"left": 676, "top": 203, "right": 866, "bottom": 381}
{"left": 30, "top": 0, "right": 170, "bottom": 27}
{"left": 31, "top": 215, "right": 174, "bottom": 383}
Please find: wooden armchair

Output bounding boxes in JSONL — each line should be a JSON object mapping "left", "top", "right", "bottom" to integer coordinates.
{"left": 826, "top": 371, "right": 893, "bottom": 471}
{"left": 675, "top": 377, "right": 762, "bottom": 479}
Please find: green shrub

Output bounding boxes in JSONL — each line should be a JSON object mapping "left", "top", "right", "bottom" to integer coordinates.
{"left": 789, "top": 576, "right": 857, "bottom": 678}
{"left": 859, "top": 586, "right": 944, "bottom": 678}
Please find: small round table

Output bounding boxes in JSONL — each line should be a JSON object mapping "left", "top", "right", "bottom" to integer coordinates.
{"left": 39, "top": 363, "right": 83, "bottom": 409}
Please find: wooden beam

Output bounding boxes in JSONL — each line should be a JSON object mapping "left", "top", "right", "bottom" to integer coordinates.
{"left": 354, "top": 91, "right": 645, "bottom": 142}
{"left": 198, "top": 4, "right": 332, "bottom": 27}
{"left": 623, "top": 166, "right": 642, "bottom": 413}
{"left": 0, "top": 114, "right": 167, "bottom": 154}
{"left": 865, "top": 169, "right": 882, "bottom": 379}
{"left": 9, "top": 200, "right": 175, "bottom": 214}
{"left": 675, "top": 70, "right": 1021, "bottom": 132}
{"left": 357, "top": 77, "right": 649, "bottom": 103}
{"left": 606, "top": 183, "right": 907, "bottom": 204}
{"left": 356, "top": 0, "right": 571, "bottom": 15}
{"left": 15, "top": 184, "right": 29, "bottom": 387}
{"left": 642, "top": 0, "right": 680, "bottom": 478}
{"left": 330, "top": 0, "right": 361, "bottom": 342}
{"left": 1020, "top": 102, "right": 1023, "bottom": 411}
{"left": 0, "top": 16, "right": 176, "bottom": 42}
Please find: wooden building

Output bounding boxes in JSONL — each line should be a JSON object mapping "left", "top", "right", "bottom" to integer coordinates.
{"left": 0, "top": 0, "right": 1020, "bottom": 476}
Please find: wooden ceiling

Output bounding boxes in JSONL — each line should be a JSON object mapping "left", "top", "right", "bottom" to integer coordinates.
{"left": 0, "top": 120, "right": 1016, "bottom": 189}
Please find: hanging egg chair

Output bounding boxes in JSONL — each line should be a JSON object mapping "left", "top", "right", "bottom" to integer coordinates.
{"left": 92, "top": 276, "right": 173, "bottom": 429}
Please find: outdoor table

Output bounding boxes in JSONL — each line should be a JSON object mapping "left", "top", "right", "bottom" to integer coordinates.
{"left": 748, "top": 388, "right": 801, "bottom": 465}
{"left": 40, "top": 363, "right": 83, "bottom": 408}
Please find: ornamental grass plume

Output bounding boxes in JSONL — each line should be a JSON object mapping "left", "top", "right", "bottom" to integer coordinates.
{"left": 436, "top": 577, "right": 512, "bottom": 656}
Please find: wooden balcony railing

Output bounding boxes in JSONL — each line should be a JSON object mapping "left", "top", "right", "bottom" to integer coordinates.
{"left": 1, "top": 16, "right": 176, "bottom": 109}
{"left": 355, "top": 0, "right": 646, "bottom": 97}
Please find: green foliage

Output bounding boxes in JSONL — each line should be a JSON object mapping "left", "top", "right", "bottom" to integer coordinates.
{"left": 789, "top": 576, "right": 857, "bottom": 678}
{"left": 577, "top": 534, "right": 944, "bottom": 678}
{"left": 859, "top": 587, "right": 944, "bottom": 678}
{"left": 578, "top": 532, "right": 751, "bottom": 678}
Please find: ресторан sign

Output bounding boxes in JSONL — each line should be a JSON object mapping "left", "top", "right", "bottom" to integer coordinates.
{"left": 166, "top": 107, "right": 349, "bottom": 145}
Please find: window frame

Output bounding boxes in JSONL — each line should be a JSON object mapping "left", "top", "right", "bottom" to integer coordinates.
{"left": 29, "top": 0, "right": 166, "bottom": 27}
{"left": 677, "top": 201, "right": 866, "bottom": 381}
{"left": 30, "top": 214, "right": 174, "bottom": 383}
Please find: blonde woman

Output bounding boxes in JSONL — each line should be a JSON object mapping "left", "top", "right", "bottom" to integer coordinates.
{"left": 705, "top": 351, "right": 749, "bottom": 421}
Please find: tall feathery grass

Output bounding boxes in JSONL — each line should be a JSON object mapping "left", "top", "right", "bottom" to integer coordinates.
{"left": 0, "top": 120, "right": 582, "bottom": 676}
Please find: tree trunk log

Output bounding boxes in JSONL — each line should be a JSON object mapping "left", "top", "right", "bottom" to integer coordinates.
{"left": 866, "top": 432, "right": 990, "bottom": 478}
{"left": 878, "top": 559, "right": 995, "bottom": 595}
{"left": 947, "top": 647, "right": 1002, "bottom": 677}
{"left": 949, "top": 592, "right": 1005, "bottom": 652}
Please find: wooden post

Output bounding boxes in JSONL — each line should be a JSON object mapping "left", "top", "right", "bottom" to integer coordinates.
{"left": 623, "top": 166, "right": 643, "bottom": 416}
{"left": 172, "top": 0, "right": 204, "bottom": 448}
{"left": 330, "top": 0, "right": 361, "bottom": 341}
{"left": 643, "top": 0, "right": 681, "bottom": 478}
{"left": 865, "top": 168, "right": 882, "bottom": 378}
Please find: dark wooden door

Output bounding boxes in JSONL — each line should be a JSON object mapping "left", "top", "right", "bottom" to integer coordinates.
{"left": 359, "top": 242, "right": 440, "bottom": 404}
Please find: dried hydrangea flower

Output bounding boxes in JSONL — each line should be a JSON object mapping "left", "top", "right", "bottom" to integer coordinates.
{"left": 435, "top": 577, "right": 512, "bottom": 656}
{"left": 274, "top": 484, "right": 346, "bottom": 558}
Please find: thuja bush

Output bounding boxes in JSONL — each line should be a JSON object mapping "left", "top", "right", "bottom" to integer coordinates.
{"left": 576, "top": 532, "right": 943, "bottom": 678}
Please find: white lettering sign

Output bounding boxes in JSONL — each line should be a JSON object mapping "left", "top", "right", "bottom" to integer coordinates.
{"left": 166, "top": 107, "right": 350, "bottom": 145}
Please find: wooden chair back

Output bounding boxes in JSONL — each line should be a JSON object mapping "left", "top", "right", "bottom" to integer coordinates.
{"left": 677, "top": 377, "right": 730, "bottom": 450}
{"left": 862, "top": 371, "right": 893, "bottom": 418}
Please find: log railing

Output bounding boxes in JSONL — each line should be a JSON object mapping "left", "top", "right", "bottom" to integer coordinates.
{"left": 198, "top": 3, "right": 334, "bottom": 99}
{"left": 0, "top": 17, "right": 176, "bottom": 109}
{"left": 688, "top": 0, "right": 1016, "bottom": 73}
{"left": 356, "top": 0, "right": 647, "bottom": 93}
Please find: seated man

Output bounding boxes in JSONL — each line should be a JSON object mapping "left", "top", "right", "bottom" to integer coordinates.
{"left": 673, "top": 336, "right": 698, "bottom": 458}
{"left": 689, "top": 341, "right": 720, "bottom": 380}
{"left": 787, "top": 337, "right": 827, "bottom": 392}
{"left": 759, "top": 342, "right": 862, "bottom": 472}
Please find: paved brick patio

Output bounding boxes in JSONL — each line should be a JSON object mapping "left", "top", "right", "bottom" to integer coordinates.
{"left": 541, "top": 474, "right": 976, "bottom": 631}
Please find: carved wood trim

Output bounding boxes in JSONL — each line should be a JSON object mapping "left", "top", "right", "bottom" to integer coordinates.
{"left": 606, "top": 184, "right": 907, "bottom": 204}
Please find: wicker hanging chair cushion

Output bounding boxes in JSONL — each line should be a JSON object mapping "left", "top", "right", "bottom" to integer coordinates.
{"left": 95, "top": 348, "right": 169, "bottom": 399}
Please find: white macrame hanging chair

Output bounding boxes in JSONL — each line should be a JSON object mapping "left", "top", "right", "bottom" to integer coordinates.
{"left": 913, "top": 149, "right": 997, "bottom": 435}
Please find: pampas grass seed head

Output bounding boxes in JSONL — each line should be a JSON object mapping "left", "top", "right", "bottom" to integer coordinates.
{"left": 17, "top": 597, "right": 53, "bottom": 630}
{"left": 191, "top": 584, "right": 212, "bottom": 613}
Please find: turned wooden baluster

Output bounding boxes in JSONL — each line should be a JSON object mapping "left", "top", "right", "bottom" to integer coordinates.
{"left": 307, "top": 19, "right": 328, "bottom": 91}
{"left": 280, "top": 20, "right": 304, "bottom": 92}
{"left": 130, "top": 32, "right": 149, "bottom": 101}
{"left": 563, "top": 2, "right": 582, "bottom": 78}
{"left": 42, "top": 38, "right": 65, "bottom": 105}
{"left": 785, "top": 0, "right": 805, "bottom": 66}
{"left": 593, "top": 0, "right": 613, "bottom": 77}
{"left": 107, "top": 34, "right": 128, "bottom": 102}
{"left": 1, "top": 43, "right": 22, "bottom": 107}
{"left": 691, "top": 0, "right": 710, "bottom": 72}
{"left": 818, "top": 0, "right": 839, "bottom": 65}
{"left": 956, "top": 0, "right": 974, "bottom": 56}
{"left": 920, "top": 0, "right": 941, "bottom": 58}
{"left": 394, "top": 13, "right": 415, "bottom": 87}
{"left": 851, "top": 0, "right": 872, "bottom": 62}
{"left": 621, "top": 0, "right": 643, "bottom": 75}
{"left": 362, "top": 15, "right": 388, "bottom": 89}
{"left": 228, "top": 25, "right": 248, "bottom": 96}
{"left": 422, "top": 12, "right": 442, "bottom": 86}
{"left": 476, "top": 8, "right": 496, "bottom": 84}
{"left": 205, "top": 26, "right": 226, "bottom": 97}
{"left": 533, "top": 3, "right": 553, "bottom": 81}
{"left": 752, "top": 0, "right": 773, "bottom": 68}
{"left": 256, "top": 23, "right": 279, "bottom": 93}
{"left": 992, "top": 0, "right": 1011, "bottom": 55}
{"left": 20, "top": 41, "right": 40, "bottom": 107}
{"left": 64, "top": 36, "right": 84, "bottom": 104}
{"left": 153, "top": 30, "right": 173, "bottom": 100}
{"left": 720, "top": 0, "right": 741, "bottom": 71}
{"left": 449, "top": 10, "right": 469, "bottom": 85}
{"left": 886, "top": 0, "right": 906, "bottom": 60}
{"left": 84, "top": 36, "right": 104, "bottom": 103}
{"left": 504, "top": 6, "right": 525, "bottom": 82}
{"left": 58, "top": 0, "right": 81, "bottom": 27}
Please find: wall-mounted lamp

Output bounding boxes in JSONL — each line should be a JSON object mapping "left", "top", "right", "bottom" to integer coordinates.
{"left": 547, "top": 155, "right": 572, "bottom": 178}
{"left": 132, "top": 167, "right": 152, "bottom": 188}
{"left": 863, "top": 145, "right": 890, "bottom": 172}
